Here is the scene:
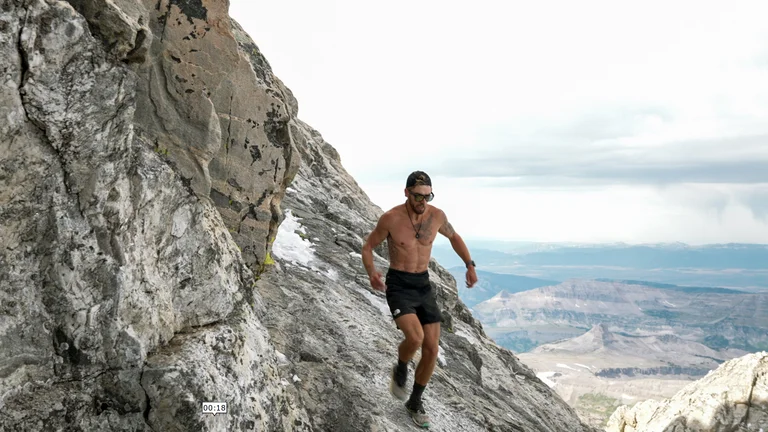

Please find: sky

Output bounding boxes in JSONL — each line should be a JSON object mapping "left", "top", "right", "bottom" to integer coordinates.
{"left": 229, "top": 0, "right": 768, "bottom": 245}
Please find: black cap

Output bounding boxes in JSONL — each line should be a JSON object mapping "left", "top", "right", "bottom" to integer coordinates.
{"left": 406, "top": 171, "right": 432, "bottom": 188}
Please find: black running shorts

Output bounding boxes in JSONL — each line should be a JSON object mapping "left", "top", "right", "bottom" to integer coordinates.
{"left": 385, "top": 268, "right": 442, "bottom": 326}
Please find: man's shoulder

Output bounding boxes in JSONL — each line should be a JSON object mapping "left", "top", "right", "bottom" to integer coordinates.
{"left": 429, "top": 206, "right": 446, "bottom": 219}
{"left": 379, "top": 205, "right": 403, "bottom": 223}
{"left": 383, "top": 204, "right": 404, "bottom": 216}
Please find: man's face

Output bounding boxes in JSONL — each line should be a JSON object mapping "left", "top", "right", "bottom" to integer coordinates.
{"left": 405, "top": 185, "right": 432, "bottom": 214}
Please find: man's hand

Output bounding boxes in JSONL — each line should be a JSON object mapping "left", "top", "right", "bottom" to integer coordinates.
{"left": 465, "top": 266, "right": 478, "bottom": 288}
{"left": 369, "top": 271, "right": 386, "bottom": 291}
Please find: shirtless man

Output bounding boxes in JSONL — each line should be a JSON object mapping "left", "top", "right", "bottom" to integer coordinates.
{"left": 361, "top": 171, "right": 478, "bottom": 428}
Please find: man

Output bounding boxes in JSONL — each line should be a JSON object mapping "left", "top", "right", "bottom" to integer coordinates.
{"left": 361, "top": 170, "right": 478, "bottom": 429}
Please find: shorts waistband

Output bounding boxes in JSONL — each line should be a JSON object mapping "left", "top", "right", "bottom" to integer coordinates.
{"left": 387, "top": 268, "right": 429, "bottom": 277}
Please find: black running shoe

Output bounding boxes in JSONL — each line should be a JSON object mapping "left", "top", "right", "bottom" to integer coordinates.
{"left": 389, "top": 364, "right": 408, "bottom": 401}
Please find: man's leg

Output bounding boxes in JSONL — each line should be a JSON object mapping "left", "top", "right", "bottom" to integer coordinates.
{"left": 414, "top": 322, "right": 440, "bottom": 385}
{"left": 404, "top": 321, "right": 439, "bottom": 428}
{"left": 395, "top": 314, "right": 424, "bottom": 363}
{"left": 389, "top": 313, "right": 423, "bottom": 400}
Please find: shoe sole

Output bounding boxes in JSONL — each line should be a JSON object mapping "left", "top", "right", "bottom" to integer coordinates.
{"left": 407, "top": 409, "right": 430, "bottom": 429}
{"left": 389, "top": 368, "right": 408, "bottom": 401}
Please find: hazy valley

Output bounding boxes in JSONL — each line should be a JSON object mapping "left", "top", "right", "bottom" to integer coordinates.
{"left": 442, "top": 242, "right": 768, "bottom": 427}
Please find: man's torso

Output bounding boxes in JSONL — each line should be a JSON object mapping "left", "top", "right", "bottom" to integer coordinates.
{"left": 386, "top": 204, "right": 442, "bottom": 273}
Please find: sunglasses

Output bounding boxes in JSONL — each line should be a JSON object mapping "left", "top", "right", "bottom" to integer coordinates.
{"left": 409, "top": 191, "right": 434, "bottom": 202}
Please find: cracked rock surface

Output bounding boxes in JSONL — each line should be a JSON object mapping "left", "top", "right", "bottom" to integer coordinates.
{"left": 1, "top": 0, "right": 306, "bottom": 430}
{"left": 606, "top": 352, "right": 768, "bottom": 432}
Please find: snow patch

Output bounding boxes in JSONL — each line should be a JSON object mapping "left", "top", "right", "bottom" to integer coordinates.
{"left": 272, "top": 210, "right": 315, "bottom": 265}
{"left": 437, "top": 346, "right": 447, "bottom": 367}
{"left": 556, "top": 363, "right": 579, "bottom": 371}
{"left": 361, "top": 289, "right": 391, "bottom": 317}
{"left": 274, "top": 350, "right": 290, "bottom": 366}
{"left": 537, "top": 371, "right": 557, "bottom": 388}
{"left": 574, "top": 363, "right": 592, "bottom": 370}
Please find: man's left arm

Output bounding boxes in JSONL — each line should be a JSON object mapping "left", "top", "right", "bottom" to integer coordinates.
{"left": 438, "top": 213, "right": 478, "bottom": 288}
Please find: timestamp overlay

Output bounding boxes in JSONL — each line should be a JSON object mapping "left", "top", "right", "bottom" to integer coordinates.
{"left": 201, "top": 402, "right": 228, "bottom": 416}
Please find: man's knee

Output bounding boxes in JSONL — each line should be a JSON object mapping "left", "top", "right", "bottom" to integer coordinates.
{"left": 422, "top": 339, "right": 439, "bottom": 360}
{"left": 406, "top": 329, "right": 424, "bottom": 347}
{"left": 396, "top": 315, "right": 424, "bottom": 346}
{"left": 421, "top": 324, "right": 440, "bottom": 360}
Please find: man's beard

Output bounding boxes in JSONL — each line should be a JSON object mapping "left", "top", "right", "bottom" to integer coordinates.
{"left": 411, "top": 201, "right": 426, "bottom": 214}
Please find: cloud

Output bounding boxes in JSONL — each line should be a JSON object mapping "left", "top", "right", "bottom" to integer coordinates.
{"left": 736, "top": 185, "right": 768, "bottom": 223}
{"left": 657, "top": 185, "right": 732, "bottom": 221}
{"left": 536, "top": 106, "right": 676, "bottom": 143}
{"left": 427, "top": 133, "right": 768, "bottom": 187}
{"left": 230, "top": 0, "right": 768, "bottom": 244}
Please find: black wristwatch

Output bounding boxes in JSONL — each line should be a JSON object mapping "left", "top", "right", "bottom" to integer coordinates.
{"left": 466, "top": 260, "right": 476, "bottom": 269}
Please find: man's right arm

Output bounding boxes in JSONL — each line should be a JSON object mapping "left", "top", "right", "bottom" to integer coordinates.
{"left": 362, "top": 214, "right": 389, "bottom": 290}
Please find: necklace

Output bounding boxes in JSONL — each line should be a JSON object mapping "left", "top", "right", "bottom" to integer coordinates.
{"left": 405, "top": 203, "right": 422, "bottom": 238}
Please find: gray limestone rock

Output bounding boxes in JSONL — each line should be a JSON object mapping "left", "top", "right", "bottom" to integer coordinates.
{"left": 606, "top": 352, "right": 768, "bottom": 432}
{"left": 131, "top": 0, "right": 301, "bottom": 267}
{"left": 1, "top": 0, "right": 306, "bottom": 430}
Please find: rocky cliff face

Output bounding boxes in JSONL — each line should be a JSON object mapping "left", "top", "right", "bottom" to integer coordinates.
{"left": 606, "top": 352, "right": 768, "bottom": 432}
{"left": 2, "top": 0, "right": 305, "bottom": 430}
{"left": 1, "top": 0, "right": 596, "bottom": 431}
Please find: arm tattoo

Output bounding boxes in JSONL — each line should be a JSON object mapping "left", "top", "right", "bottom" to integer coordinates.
{"left": 440, "top": 220, "right": 456, "bottom": 238}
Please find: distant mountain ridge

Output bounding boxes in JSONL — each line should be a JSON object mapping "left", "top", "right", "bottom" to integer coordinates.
{"left": 432, "top": 242, "right": 768, "bottom": 290}
{"left": 448, "top": 267, "right": 557, "bottom": 307}
{"left": 530, "top": 323, "right": 741, "bottom": 370}
{"left": 436, "top": 242, "right": 768, "bottom": 269}
{"left": 511, "top": 243, "right": 768, "bottom": 269}
{"left": 471, "top": 279, "right": 768, "bottom": 353}
{"left": 594, "top": 279, "right": 745, "bottom": 294}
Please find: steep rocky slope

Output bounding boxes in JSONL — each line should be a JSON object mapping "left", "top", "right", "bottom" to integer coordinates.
{"left": 1, "top": 0, "right": 596, "bottom": 431}
{"left": 606, "top": 352, "right": 768, "bottom": 432}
